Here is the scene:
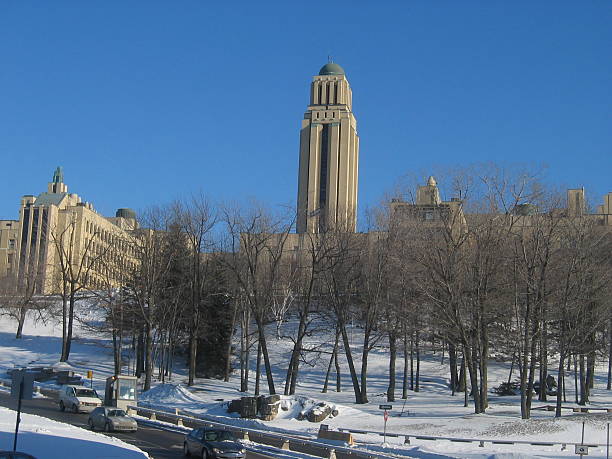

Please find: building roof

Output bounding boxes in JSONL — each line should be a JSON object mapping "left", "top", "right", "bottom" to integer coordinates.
{"left": 34, "top": 192, "right": 69, "bottom": 206}
{"left": 319, "top": 62, "right": 345, "bottom": 76}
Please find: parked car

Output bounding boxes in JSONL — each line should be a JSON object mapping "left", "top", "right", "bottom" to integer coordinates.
{"left": 59, "top": 385, "right": 102, "bottom": 413}
{"left": 0, "top": 452, "right": 37, "bottom": 459}
{"left": 88, "top": 406, "right": 138, "bottom": 432}
{"left": 183, "top": 428, "right": 246, "bottom": 458}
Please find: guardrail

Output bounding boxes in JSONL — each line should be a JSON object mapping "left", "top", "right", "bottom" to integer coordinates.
{"left": 533, "top": 404, "right": 612, "bottom": 413}
{"left": 127, "top": 405, "right": 392, "bottom": 459}
{"left": 336, "top": 425, "right": 610, "bottom": 452}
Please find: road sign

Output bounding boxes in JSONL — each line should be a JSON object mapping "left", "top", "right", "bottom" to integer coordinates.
{"left": 575, "top": 445, "right": 589, "bottom": 455}
{"left": 11, "top": 370, "right": 35, "bottom": 452}
{"left": 379, "top": 404, "right": 392, "bottom": 410}
{"left": 384, "top": 410, "right": 389, "bottom": 422}
{"left": 87, "top": 370, "right": 93, "bottom": 379}
{"left": 11, "top": 371, "right": 34, "bottom": 401}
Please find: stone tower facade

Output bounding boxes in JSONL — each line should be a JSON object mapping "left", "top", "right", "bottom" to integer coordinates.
{"left": 296, "top": 62, "right": 359, "bottom": 233}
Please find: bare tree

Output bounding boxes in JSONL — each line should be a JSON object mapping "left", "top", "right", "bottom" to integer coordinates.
{"left": 0, "top": 270, "right": 47, "bottom": 339}
{"left": 126, "top": 206, "right": 177, "bottom": 390}
{"left": 220, "top": 202, "right": 294, "bottom": 395}
{"left": 50, "top": 212, "right": 106, "bottom": 361}
{"left": 173, "top": 195, "right": 217, "bottom": 386}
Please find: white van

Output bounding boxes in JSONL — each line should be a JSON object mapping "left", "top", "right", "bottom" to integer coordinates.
{"left": 59, "top": 385, "right": 102, "bottom": 413}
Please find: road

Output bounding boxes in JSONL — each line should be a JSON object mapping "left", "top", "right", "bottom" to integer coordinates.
{"left": 0, "top": 391, "right": 190, "bottom": 458}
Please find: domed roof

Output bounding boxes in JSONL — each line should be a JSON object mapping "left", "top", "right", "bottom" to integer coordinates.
{"left": 116, "top": 208, "right": 137, "bottom": 219}
{"left": 319, "top": 62, "right": 345, "bottom": 76}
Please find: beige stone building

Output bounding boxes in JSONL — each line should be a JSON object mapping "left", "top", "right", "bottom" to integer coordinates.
{"left": 296, "top": 62, "right": 359, "bottom": 233}
{"left": 0, "top": 167, "right": 138, "bottom": 294}
{"left": 390, "top": 176, "right": 467, "bottom": 231}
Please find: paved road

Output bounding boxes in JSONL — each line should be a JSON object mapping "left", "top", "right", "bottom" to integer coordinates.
{"left": 0, "top": 391, "right": 186, "bottom": 458}
{"left": 0, "top": 392, "right": 278, "bottom": 459}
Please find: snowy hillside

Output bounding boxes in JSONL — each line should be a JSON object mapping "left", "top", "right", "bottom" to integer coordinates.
{"left": 1, "top": 310, "right": 611, "bottom": 458}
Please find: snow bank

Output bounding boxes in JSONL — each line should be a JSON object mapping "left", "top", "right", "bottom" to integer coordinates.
{"left": 0, "top": 406, "right": 148, "bottom": 458}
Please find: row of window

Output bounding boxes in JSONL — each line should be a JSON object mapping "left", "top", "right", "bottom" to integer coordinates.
{"left": 84, "top": 219, "right": 136, "bottom": 257}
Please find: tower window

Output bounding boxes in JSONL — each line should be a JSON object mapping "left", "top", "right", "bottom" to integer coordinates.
{"left": 319, "top": 124, "right": 329, "bottom": 228}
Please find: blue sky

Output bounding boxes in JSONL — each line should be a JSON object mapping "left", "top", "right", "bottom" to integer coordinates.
{"left": 1, "top": 1, "right": 610, "bottom": 223}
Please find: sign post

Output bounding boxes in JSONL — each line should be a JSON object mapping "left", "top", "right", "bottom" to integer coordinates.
{"left": 11, "top": 370, "right": 34, "bottom": 452}
{"left": 379, "top": 404, "right": 392, "bottom": 445}
{"left": 87, "top": 370, "right": 93, "bottom": 388}
{"left": 575, "top": 421, "right": 589, "bottom": 457}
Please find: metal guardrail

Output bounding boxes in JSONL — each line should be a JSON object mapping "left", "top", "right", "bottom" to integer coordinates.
{"left": 337, "top": 425, "right": 610, "bottom": 451}
{"left": 128, "top": 405, "right": 392, "bottom": 459}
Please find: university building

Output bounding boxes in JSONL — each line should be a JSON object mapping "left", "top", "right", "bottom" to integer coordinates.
{"left": 0, "top": 167, "right": 139, "bottom": 294}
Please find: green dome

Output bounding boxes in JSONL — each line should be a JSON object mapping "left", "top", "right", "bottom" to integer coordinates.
{"left": 319, "top": 63, "right": 345, "bottom": 75}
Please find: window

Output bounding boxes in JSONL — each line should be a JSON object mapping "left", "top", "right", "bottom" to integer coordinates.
{"left": 8, "top": 239, "right": 15, "bottom": 250}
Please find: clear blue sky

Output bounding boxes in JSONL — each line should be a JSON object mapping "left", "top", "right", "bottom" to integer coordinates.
{"left": 1, "top": 1, "right": 610, "bottom": 222}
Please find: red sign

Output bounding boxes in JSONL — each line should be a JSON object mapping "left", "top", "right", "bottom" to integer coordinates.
{"left": 384, "top": 410, "right": 389, "bottom": 422}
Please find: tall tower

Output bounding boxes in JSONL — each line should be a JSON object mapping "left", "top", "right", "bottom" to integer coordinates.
{"left": 296, "top": 62, "right": 359, "bottom": 233}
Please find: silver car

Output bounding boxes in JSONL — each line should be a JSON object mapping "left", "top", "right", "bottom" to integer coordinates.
{"left": 87, "top": 406, "right": 138, "bottom": 432}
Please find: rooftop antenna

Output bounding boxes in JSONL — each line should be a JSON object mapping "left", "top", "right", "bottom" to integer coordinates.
{"left": 328, "top": 54, "right": 333, "bottom": 63}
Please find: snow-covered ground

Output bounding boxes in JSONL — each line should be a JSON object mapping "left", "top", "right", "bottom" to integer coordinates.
{"left": 1, "top": 307, "right": 612, "bottom": 459}
{"left": 0, "top": 406, "right": 148, "bottom": 458}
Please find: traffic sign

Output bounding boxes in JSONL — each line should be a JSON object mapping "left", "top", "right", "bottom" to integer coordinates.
{"left": 11, "top": 371, "right": 34, "bottom": 401}
{"left": 575, "top": 445, "right": 589, "bottom": 455}
{"left": 384, "top": 410, "right": 389, "bottom": 422}
{"left": 379, "top": 404, "right": 392, "bottom": 410}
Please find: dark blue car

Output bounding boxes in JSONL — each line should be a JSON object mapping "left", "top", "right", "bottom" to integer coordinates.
{"left": 183, "top": 428, "right": 246, "bottom": 458}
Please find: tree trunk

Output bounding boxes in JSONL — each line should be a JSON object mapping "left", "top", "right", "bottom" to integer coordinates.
{"left": 466, "top": 343, "right": 482, "bottom": 414}
{"left": 338, "top": 318, "right": 362, "bottom": 403}
{"left": 525, "top": 334, "right": 539, "bottom": 416}
{"left": 15, "top": 304, "right": 28, "bottom": 339}
{"left": 449, "top": 342, "right": 458, "bottom": 395}
{"left": 479, "top": 327, "right": 489, "bottom": 410}
{"left": 256, "top": 321, "right": 275, "bottom": 395}
{"left": 574, "top": 354, "right": 579, "bottom": 404}
{"left": 188, "top": 313, "right": 199, "bottom": 386}
{"left": 402, "top": 332, "right": 408, "bottom": 399}
{"left": 240, "top": 309, "right": 250, "bottom": 392}
{"left": 322, "top": 328, "right": 340, "bottom": 393}
{"left": 61, "top": 293, "right": 68, "bottom": 362}
{"left": 387, "top": 333, "right": 396, "bottom": 402}
{"left": 63, "top": 288, "right": 77, "bottom": 361}
{"left": 255, "top": 338, "right": 262, "bottom": 396}
{"left": 112, "top": 329, "right": 122, "bottom": 375}
{"left": 334, "top": 340, "right": 341, "bottom": 392}
{"left": 410, "top": 334, "right": 414, "bottom": 391}
{"left": 144, "top": 322, "right": 153, "bottom": 391}
{"left": 578, "top": 353, "right": 587, "bottom": 405}
{"left": 136, "top": 331, "right": 144, "bottom": 378}
{"left": 415, "top": 331, "right": 420, "bottom": 392}
{"left": 224, "top": 304, "right": 238, "bottom": 382}
{"left": 555, "top": 351, "right": 565, "bottom": 417}
{"left": 286, "top": 311, "right": 308, "bottom": 395}
{"left": 359, "top": 329, "right": 371, "bottom": 403}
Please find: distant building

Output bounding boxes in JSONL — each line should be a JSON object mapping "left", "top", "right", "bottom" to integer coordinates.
{"left": 595, "top": 191, "right": 612, "bottom": 226}
{"left": 389, "top": 176, "right": 467, "bottom": 237}
{"left": 388, "top": 177, "right": 611, "bottom": 239}
{"left": 0, "top": 167, "right": 139, "bottom": 294}
{"left": 561, "top": 187, "right": 612, "bottom": 226}
{"left": 296, "top": 61, "right": 359, "bottom": 233}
